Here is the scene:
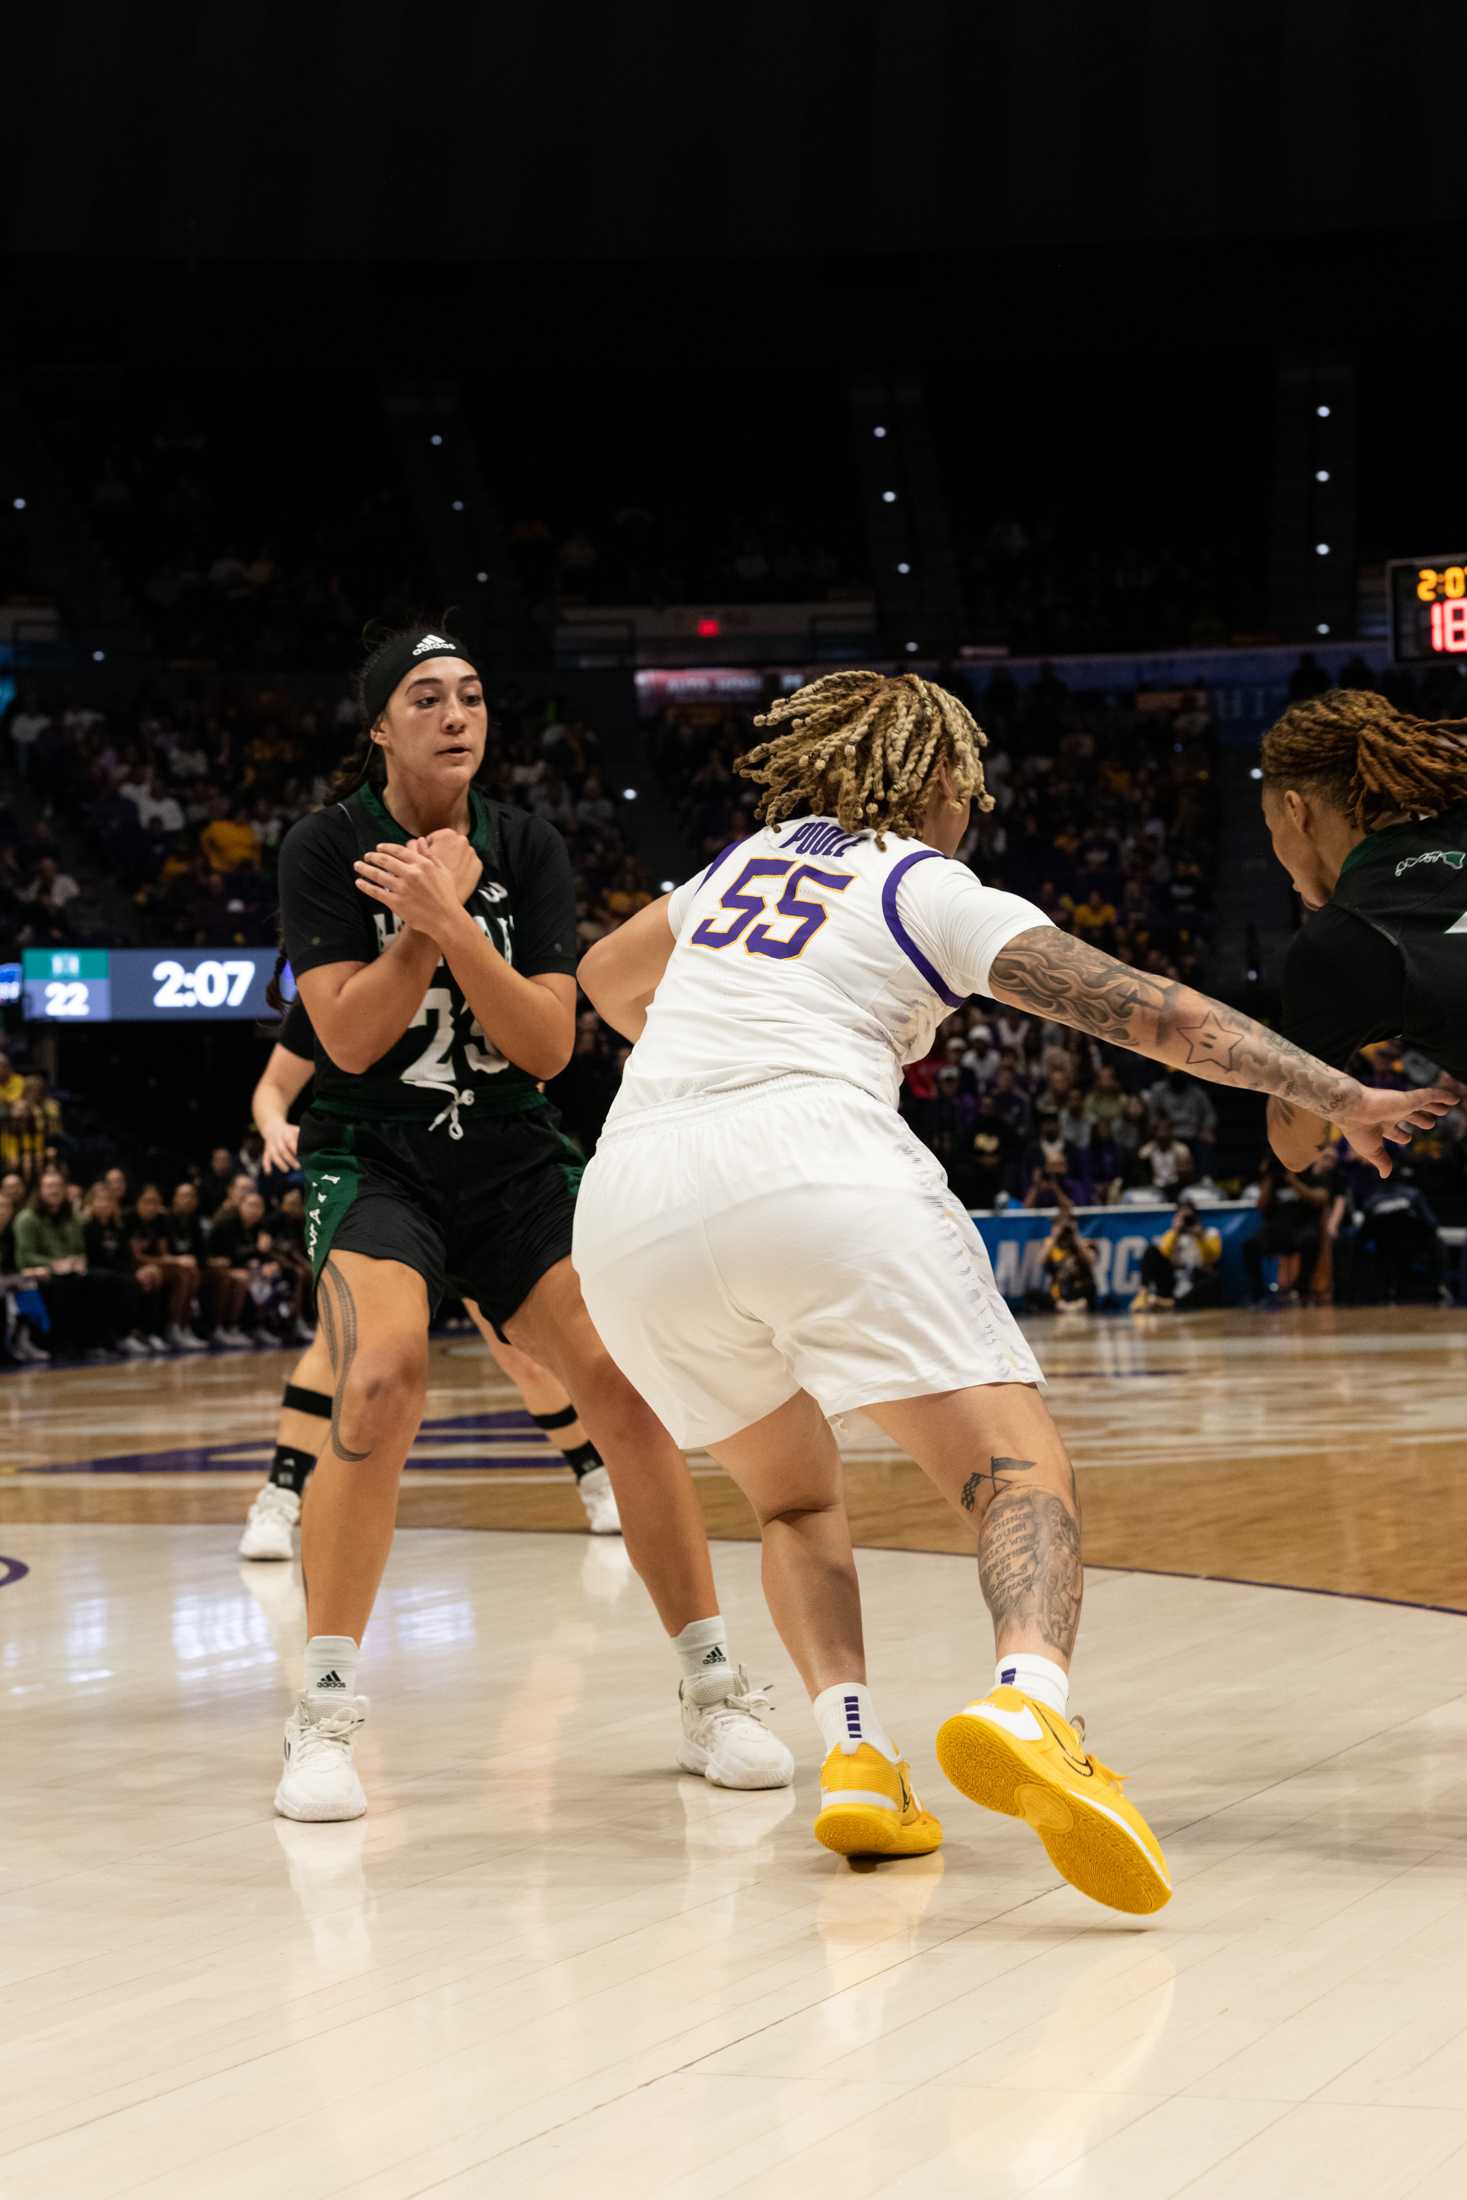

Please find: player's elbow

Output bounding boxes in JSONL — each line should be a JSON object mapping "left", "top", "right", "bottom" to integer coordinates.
{"left": 322, "top": 1027, "right": 376, "bottom": 1076}
{"left": 577, "top": 937, "right": 615, "bottom": 1015}
{"left": 522, "top": 1026, "right": 574, "bottom": 1081}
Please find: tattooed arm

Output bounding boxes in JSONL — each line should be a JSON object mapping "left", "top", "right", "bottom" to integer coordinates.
{"left": 987, "top": 926, "right": 1451, "bottom": 1178}
{"left": 1265, "top": 1093, "right": 1334, "bottom": 1171}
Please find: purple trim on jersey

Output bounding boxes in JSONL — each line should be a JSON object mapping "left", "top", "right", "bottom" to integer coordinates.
{"left": 695, "top": 838, "right": 746, "bottom": 895}
{"left": 881, "top": 849, "right": 966, "bottom": 1008}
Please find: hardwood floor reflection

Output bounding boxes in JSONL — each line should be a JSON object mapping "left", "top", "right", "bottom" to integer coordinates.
{"left": 3, "top": 1305, "right": 1464, "bottom": 1610}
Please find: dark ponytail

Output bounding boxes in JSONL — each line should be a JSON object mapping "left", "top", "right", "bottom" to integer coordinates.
{"left": 264, "top": 938, "right": 291, "bottom": 1018}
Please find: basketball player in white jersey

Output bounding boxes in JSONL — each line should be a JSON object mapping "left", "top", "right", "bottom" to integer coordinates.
{"left": 573, "top": 669, "right": 1450, "bottom": 1914}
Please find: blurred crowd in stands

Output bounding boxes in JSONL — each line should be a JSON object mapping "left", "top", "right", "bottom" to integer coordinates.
{"left": 956, "top": 517, "right": 1264, "bottom": 655}
{"left": 0, "top": 1083, "right": 316, "bottom": 1366}
{"left": 0, "top": 675, "right": 654, "bottom": 976}
{"left": 507, "top": 501, "right": 867, "bottom": 616}
{"left": 39, "top": 387, "right": 419, "bottom": 668}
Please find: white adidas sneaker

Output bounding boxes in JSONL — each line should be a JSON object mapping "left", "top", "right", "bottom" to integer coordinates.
{"left": 576, "top": 1465, "right": 622, "bottom": 1535}
{"left": 274, "top": 1695, "right": 369, "bottom": 1821}
{"left": 678, "top": 1663, "right": 795, "bottom": 1789}
{"left": 239, "top": 1481, "right": 301, "bottom": 1561}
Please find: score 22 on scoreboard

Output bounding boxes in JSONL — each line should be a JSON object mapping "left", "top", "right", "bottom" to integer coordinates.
{"left": 1389, "top": 555, "right": 1467, "bottom": 662}
{"left": 22, "top": 948, "right": 286, "bottom": 1022}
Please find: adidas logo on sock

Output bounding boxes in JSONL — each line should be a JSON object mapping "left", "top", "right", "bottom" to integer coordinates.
{"left": 700, "top": 1647, "right": 727, "bottom": 1667}
{"left": 314, "top": 1670, "right": 346, "bottom": 1689}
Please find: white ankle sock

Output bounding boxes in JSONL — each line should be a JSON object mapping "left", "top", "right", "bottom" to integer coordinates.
{"left": 813, "top": 1681, "right": 900, "bottom": 1763}
{"left": 304, "top": 1634, "right": 358, "bottom": 1702}
{"left": 673, "top": 1616, "right": 729, "bottom": 1683}
{"left": 995, "top": 1652, "right": 1069, "bottom": 1718}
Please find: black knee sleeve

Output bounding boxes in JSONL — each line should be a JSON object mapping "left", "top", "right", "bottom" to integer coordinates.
{"left": 283, "top": 1383, "right": 332, "bottom": 1420}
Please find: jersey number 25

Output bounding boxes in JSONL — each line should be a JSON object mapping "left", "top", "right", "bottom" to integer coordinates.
{"left": 690, "top": 857, "right": 854, "bottom": 961}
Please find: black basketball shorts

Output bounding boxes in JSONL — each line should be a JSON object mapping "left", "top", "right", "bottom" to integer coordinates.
{"left": 299, "top": 1103, "right": 584, "bottom": 1332}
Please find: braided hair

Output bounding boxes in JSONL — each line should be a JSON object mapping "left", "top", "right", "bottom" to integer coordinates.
{"left": 736, "top": 670, "right": 993, "bottom": 846}
{"left": 1261, "top": 688, "right": 1467, "bottom": 831}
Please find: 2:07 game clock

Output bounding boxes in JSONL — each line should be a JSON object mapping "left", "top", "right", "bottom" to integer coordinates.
{"left": 1389, "top": 554, "right": 1467, "bottom": 663}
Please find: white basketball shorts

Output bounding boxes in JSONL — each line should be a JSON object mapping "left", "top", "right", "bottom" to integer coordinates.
{"left": 573, "top": 1075, "right": 1044, "bottom": 1452}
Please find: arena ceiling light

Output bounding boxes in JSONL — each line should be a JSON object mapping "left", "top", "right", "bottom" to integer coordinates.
{"left": 12, "top": 496, "right": 25, "bottom": 510}
{"left": 873, "top": 425, "right": 887, "bottom": 439}
{"left": 1315, "top": 543, "right": 1330, "bottom": 556}
{"left": 622, "top": 787, "right": 638, "bottom": 800}
{"left": 881, "top": 490, "right": 898, "bottom": 503}
{"left": 896, "top": 560, "right": 911, "bottom": 575}
{"left": 1315, "top": 469, "right": 1330, "bottom": 482}
{"left": 430, "top": 434, "right": 443, "bottom": 446}
{"left": 1317, "top": 404, "right": 1331, "bottom": 418}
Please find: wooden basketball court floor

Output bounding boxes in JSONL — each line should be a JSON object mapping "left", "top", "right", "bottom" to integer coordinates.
{"left": 3, "top": 1306, "right": 1466, "bottom": 2198}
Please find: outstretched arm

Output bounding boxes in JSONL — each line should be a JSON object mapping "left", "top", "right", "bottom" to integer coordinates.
{"left": 1266, "top": 1093, "right": 1335, "bottom": 1171}
{"left": 988, "top": 927, "right": 1450, "bottom": 1177}
{"left": 578, "top": 895, "right": 678, "bottom": 1042}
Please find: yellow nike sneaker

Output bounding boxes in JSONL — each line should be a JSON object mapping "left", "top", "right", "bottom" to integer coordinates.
{"left": 935, "top": 1688, "right": 1172, "bottom": 1914}
{"left": 814, "top": 1742, "right": 943, "bottom": 1859}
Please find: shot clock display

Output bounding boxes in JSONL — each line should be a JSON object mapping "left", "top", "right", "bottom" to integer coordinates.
{"left": 1388, "top": 555, "right": 1467, "bottom": 663}
{"left": 22, "top": 948, "right": 294, "bottom": 1023}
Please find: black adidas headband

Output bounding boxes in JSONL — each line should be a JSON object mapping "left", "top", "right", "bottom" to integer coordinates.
{"left": 363, "top": 629, "right": 481, "bottom": 727}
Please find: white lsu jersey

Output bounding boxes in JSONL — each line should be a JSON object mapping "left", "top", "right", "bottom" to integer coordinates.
{"left": 606, "top": 814, "right": 1053, "bottom": 1125}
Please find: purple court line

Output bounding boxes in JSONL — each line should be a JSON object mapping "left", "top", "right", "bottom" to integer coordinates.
{"left": 0, "top": 1556, "right": 30, "bottom": 1589}
{"left": 21, "top": 1407, "right": 558, "bottom": 1478}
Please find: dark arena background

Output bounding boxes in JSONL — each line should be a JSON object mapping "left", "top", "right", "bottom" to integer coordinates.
{"left": 4, "top": 10, "right": 1467, "bottom": 2195}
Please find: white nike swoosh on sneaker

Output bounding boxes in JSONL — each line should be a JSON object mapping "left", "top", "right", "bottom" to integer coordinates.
{"left": 965, "top": 1701, "right": 1045, "bottom": 1741}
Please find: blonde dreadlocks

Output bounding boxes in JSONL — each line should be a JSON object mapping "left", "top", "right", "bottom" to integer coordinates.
{"left": 1261, "top": 688, "right": 1467, "bottom": 831}
{"left": 736, "top": 669, "right": 993, "bottom": 846}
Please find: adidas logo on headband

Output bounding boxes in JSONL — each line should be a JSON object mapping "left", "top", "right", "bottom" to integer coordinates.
{"left": 412, "top": 632, "right": 457, "bottom": 655}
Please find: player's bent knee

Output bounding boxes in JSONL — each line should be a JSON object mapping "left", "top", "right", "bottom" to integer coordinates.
{"left": 757, "top": 1493, "right": 842, "bottom": 1531}
{"left": 343, "top": 1342, "right": 427, "bottom": 1427}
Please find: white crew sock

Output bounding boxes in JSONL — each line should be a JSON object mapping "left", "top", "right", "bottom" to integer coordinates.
{"left": 813, "top": 1681, "right": 901, "bottom": 1763}
{"left": 304, "top": 1635, "right": 358, "bottom": 1703}
{"left": 673, "top": 1616, "right": 730, "bottom": 1683}
{"left": 995, "top": 1652, "right": 1069, "bottom": 1718}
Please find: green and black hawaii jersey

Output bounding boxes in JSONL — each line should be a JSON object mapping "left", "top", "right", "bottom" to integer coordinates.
{"left": 1281, "top": 799, "right": 1467, "bottom": 1080}
{"left": 277, "top": 783, "right": 578, "bottom": 1123}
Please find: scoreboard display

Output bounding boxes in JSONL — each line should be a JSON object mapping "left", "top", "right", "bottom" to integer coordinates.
{"left": 22, "top": 948, "right": 293, "bottom": 1023}
{"left": 1388, "top": 554, "right": 1467, "bottom": 663}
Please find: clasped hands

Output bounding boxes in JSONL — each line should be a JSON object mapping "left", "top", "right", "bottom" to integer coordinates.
{"left": 353, "top": 829, "right": 483, "bottom": 940}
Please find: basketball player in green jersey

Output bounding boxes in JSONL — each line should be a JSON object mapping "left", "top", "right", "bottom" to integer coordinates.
{"left": 237, "top": 993, "right": 622, "bottom": 1562}
{"left": 1260, "top": 687, "right": 1467, "bottom": 1169}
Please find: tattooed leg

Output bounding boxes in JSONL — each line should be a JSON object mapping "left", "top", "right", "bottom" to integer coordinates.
{"left": 316, "top": 1259, "right": 370, "bottom": 1463}
{"left": 298, "top": 1252, "right": 430, "bottom": 1643}
{"left": 978, "top": 1490, "right": 1083, "bottom": 1662}
{"left": 866, "top": 1384, "right": 1084, "bottom": 1667}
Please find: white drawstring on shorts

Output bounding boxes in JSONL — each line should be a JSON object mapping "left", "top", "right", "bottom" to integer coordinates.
{"left": 428, "top": 1088, "right": 476, "bottom": 1141}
